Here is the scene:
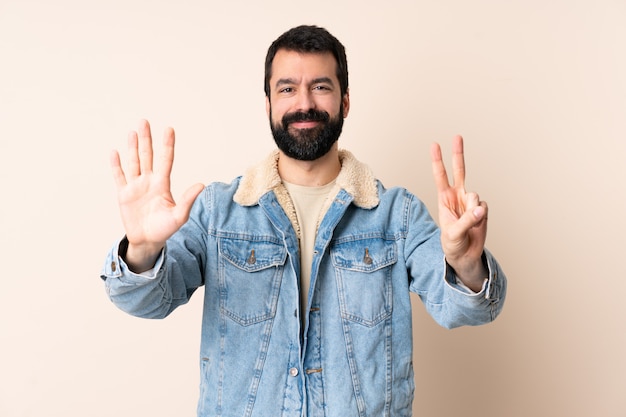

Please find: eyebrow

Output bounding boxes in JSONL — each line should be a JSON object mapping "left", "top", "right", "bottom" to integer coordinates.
{"left": 274, "top": 77, "right": 335, "bottom": 89}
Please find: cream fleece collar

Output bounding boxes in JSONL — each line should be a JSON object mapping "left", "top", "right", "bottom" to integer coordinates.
{"left": 233, "top": 149, "right": 379, "bottom": 209}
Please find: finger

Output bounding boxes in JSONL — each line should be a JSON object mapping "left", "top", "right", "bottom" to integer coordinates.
{"left": 156, "top": 127, "right": 175, "bottom": 178}
{"left": 126, "top": 130, "right": 140, "bottom": 178}
{"left": 110, "top": 149, "right": 127, "bottom": 188}
{"left": 430, "top": 142, "right": 450, "bottom": 192}
{"left": 451, "top": 135, "right": 466, "bottom": 189}
{"left": 137, "top": 119, "right": 154, "bottom": 174}
{"left": 465, "top": 192, "right": 480, "bottom": 211}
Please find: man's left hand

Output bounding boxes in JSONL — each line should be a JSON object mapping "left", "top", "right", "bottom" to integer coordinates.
{"left": 431, "top": 135, "right": 488, "bottom": 292}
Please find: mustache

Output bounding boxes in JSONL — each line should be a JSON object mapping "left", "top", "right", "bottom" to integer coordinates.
{"left": 282, "top": 109, "right": 330, "bottom": 126}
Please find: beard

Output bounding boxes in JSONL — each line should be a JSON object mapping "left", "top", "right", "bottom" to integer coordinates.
{"left": 270, "top": 105, "right": 344, "bottom": 161}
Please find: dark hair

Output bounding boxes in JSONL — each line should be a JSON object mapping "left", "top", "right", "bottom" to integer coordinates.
{"left": 264, "top": 25, "right": 349, "bottom": 98}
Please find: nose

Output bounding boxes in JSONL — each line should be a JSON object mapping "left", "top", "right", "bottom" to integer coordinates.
{"left": 294, "top": 89, "right": 315, "bottom": 112}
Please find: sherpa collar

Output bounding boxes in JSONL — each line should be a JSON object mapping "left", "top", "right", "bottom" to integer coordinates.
{"left": 233, "top": 149, "right": 380, "bottom": 209}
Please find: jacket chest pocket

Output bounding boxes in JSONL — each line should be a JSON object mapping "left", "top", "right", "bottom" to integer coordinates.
{"left": 331, "top": 237, "right": 397, "bottom": 327}
{"left": 218, "top": 237, "right": 287, "bottom": 326}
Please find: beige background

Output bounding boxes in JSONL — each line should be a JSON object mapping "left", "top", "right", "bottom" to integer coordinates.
{"left": 1, "top": 0, "right": 625, "bottom": 416}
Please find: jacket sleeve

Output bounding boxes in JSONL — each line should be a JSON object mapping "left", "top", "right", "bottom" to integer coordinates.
{"left": 404, "top": 192, "right": 507, "bottom": 329}
{"left": 99, "top": 188, "right": 210, "bottom": 319}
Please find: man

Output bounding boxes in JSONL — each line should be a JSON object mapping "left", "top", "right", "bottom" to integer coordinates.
{"left": 102, "top": 25, "right": 507, "bottom": 417}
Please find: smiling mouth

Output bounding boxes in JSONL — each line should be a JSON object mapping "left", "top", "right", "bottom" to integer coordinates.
{"left": 289, "top": 120, "right": 321, "bottom": 129}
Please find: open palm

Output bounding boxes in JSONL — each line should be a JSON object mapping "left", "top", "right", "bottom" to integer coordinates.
{"left": 110, "top": 120, "right": 204, "bottom": 268}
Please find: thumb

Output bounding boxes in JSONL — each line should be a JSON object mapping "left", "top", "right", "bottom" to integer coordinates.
{"left": 452, "top": 202, "right": 487, "bottom": 236}
{"left": 472, "top": 205, "right": 486, "bottom": 222}
{"left": 173, "top": 183, "right": 205, "bottom": 225}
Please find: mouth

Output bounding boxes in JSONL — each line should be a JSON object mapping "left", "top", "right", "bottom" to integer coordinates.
{"left": 288, "top": 120, "right": 321, "bottom": 129}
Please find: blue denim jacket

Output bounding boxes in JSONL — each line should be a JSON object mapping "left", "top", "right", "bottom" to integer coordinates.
{"left": 101, "top": 150, "right": 507, "bottom": 417}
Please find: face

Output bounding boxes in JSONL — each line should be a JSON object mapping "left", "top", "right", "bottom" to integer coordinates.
{"left": 266, "top": 50, "right": 350, "bottom": 161}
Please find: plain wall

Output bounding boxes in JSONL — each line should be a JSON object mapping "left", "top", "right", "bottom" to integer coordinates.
{"left": 1, "top": 0, "right": 625, "bottom": 416}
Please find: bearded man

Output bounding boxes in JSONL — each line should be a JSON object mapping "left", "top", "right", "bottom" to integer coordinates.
{"left": 102, "top": 24, "right": 507, "bottom": 417}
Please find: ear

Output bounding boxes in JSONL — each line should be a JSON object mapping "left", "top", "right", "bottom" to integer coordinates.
{"left": 265, "top": 96, "right": 271, "bottom": 117}
{"left": 342, "top": 88, "right": 350, "bottom": 118}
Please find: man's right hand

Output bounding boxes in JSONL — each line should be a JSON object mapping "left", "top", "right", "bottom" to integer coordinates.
{"left": 110, "top": 119, "right": 205, "bottom": 273}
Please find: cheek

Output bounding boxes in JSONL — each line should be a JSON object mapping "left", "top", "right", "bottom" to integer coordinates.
{"left": 320, "top": 96, "right": 342, "bottom": 117}
{"left": 268, "top": 101, "right": 288, "bottom": 124}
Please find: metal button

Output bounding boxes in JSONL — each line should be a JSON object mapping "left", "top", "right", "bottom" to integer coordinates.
{"left": 289, "top": 367, "right": 299, "bottom": 377}
{"left": 363, "top": 248, "right": 373, "bottom": 265}
{"left": 111, "top": 261, "right": 117, "bottom": 272}
{"left": 247, "top": 249, "right": 256, "bottom": 264}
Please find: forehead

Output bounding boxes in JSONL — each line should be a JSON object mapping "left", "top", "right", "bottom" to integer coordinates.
{"left": 269, "top": 49, "right": 338, "bottom": 85}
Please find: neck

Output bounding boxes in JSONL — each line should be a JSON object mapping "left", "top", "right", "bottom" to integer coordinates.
{"left": 277, "top": 144, "right": 341, "bottom": 186}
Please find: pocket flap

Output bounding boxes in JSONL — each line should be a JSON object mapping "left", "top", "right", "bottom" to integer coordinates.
{"left": 332, "top": 237, "right": 397, "bottom": 272}
{"left": 219, "top": 237, "right": 287, "bottom": 272}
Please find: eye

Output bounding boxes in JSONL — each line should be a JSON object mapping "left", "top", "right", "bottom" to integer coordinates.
{"left": 279, "top": 87, "right": 293, "bottom": 94}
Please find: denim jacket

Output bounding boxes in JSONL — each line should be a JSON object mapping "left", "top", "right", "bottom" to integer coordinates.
{"left": 101, "top": 150, "right": 507, "bottom": 417}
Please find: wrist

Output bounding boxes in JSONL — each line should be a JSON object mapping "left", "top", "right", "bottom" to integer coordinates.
{"left": 120, "top": 237, "right": 163, "bottom": 273}
{"left": 446, "top": 252, "right": 488, "bottom": 292}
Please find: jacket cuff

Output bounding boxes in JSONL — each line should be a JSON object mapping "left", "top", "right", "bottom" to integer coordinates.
{"left": 100, "top": 237, "right": 165, "bottom": 283}
{"left": 444, "top": 248, "right": 503, "bottom": 302}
